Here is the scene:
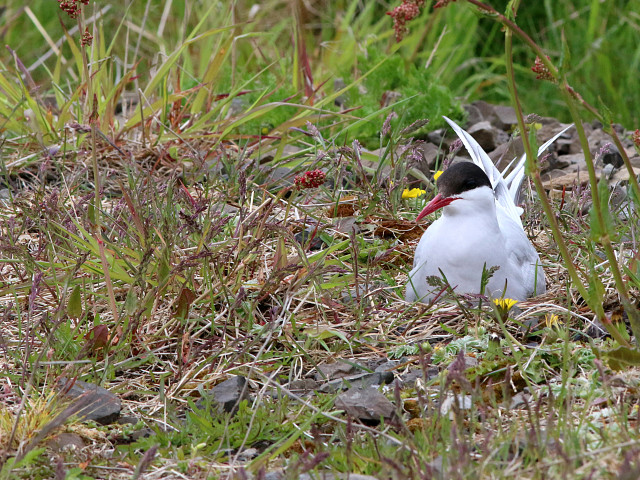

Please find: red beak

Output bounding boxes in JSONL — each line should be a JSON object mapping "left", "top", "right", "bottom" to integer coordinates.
{"left": 416, "top": 193, "right": 457, "bottom": 221}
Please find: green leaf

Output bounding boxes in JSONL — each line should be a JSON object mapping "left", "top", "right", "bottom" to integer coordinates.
{"left": 124, "top": 288, "right": 138, "bottom": 316}
{"left": 589, "top": 174, "right": 616, "bottom": 242}
{"left": 67, "top": 285, "right": 83, "bottom": 319}
{"left": 604, "top": 346, "right": 640, "bottom": 370}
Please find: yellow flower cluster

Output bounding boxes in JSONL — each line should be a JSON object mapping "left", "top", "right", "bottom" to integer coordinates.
{"left": 402, "top": 188, "right": 426, "bottom": 199}
{"left": 493, "top": 298, "right": 518, "bottom": 311}
{"left": 434, "top": 170, "right": 443, "bottom": 181}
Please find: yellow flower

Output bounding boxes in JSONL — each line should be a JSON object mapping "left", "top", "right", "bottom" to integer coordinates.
{"left": 402, "top": 188, "right": 427, "bottom": 199}
{"left": 545, "top": 313, "right": 561, "bottom": 328}
{"left": 493, "top": 298, "right": 518, "bottom": 311}
{"left": 434, "top": 170, "right": 443, "bottom": 181}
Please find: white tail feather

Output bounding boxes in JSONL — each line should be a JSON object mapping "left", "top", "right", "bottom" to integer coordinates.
{"left": 442, "top": 116, "right": 573, "bottom": 221}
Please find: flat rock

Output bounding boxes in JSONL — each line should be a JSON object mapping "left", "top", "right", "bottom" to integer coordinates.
{"left": 56, "top": 378, "right": 121, "bottom": 425}
{"left": 47, "top": 432, "right": 85, "bottom": 452}
{"left": 559, "top": 153, "right": 586, "bottom": 169}
{"left": 196, "top": 375, "right": 249, "bottom": 415}
{"left": 318, "top": 371, "right": 394, "bottom": 394}
{"left": 543, "top": 170, "right": 593, "bottom": 190}
{"left": 315, "top": 360, "right": 359, "bottom": 381}
{"left": 611, "top": 166, "right": 640, "bottom": 184}
{"left": 492, "top": 105, "right": 518, "bottom": 130}
{"left": 334, "top": 386, "right": 397, "bottom": 423}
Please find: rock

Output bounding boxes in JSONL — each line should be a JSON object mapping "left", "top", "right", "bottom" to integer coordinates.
{"left": 196, "top": 375, "right": 249, "bottom": 415}
{"left": 559, "top": 153, "right": 587, "bottom": 169}
{"left": 116, "top": 416, "right": 140, "bottom": 426}
{"left": 406, "top": 142, "right": 441, "bottom": 179}
{"left": 555, "top": 138, "right": 576, "bottom": 155}
{"left": 439, "top": 394, "right": 473, "bottom": 415}
{"left": 489, "top": 138, "right": 524, "bottom": 171}
{"left": 56, "top": 379, "right": 121, "bottom": 425}
{"left": 400, "top": 366, "right": 440, "bottom": 387}
{"left": 509, "top": 391, "right": 532, "bottom": 409}
{"left": 260, "top": 166, "right": 296, "bottom": 190}
{"left": 295, "top": 228, "right": 325, "bottom": 251}
{"left": 419, "top": 142, "right": 441, "bottom": 170}
{"left": 541, "top": 169, "right": 570, "bottom": 183}
{"left": 0, "top": 188, "right": 11, "bottom": 201}
{"left": 471, "top": 100, "right": 496, "bottom": 122}
{"left": 315, "top": 360, "right": 358, "bottom": 381}
{"left": 610, "top": 166, "right": 640, "bottom": 184}
{"left": 318, "top": 372, "right": 394, "bottom": 394}
{"left": 427, "top": 128, "right": 448, "bottom": 148}
{"left": 334, "top": 386, "right": 397, "bottom": 423}
{"left": 463, "top": 103, "right": 484, "bottom": 126}
{"left": 467, "top": 121, "right": 501, "bottom": 152}
{"left": 333, "top": 217, "right": 360, "bottom": 235}
{"left": 373, "top": 359, "right": 401, "bottom": 373}
{"left": 492, "top": 105, "right": 518, "bottom": 131}
{"left": 601, "top": 144, "right": 624, "bottom": 168}
{"left": 288, "top": 378, "right": 320, "bottom": 394}
{"left": 543, "top": 171, "right": 593, "bottom": 190}
{"left": 47, "top": 433, "right": 85, "bottom": 452}
{"left": 602, "top": 163, "right": 615, "bottom": 180}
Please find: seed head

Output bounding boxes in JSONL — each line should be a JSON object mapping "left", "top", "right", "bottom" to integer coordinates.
{"left": 294, "top": 169, "right": 326, "bottom": 190}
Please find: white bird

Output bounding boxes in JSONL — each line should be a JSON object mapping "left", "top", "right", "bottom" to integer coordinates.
{"left": 405, "top": 116, "right": 572, "bottom": 303}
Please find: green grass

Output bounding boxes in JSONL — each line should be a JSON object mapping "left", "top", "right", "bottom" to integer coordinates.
{"left": 1, "top": 0, "right": 640, "bottom": 479}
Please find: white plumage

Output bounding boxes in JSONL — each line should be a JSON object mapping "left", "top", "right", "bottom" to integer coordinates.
{"left": 405, "top": 116, "right": 571, "bottom": 303}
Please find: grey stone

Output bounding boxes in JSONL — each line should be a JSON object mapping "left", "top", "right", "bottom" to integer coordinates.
{"left": 400, "top": 366, "right": 440, "bottom": 387}
{"left": 315, "top": 360, "right": 359, "bottom": 381}
{"left": 318, "top": 372, "right": 394, "bottom": 394}
{"left": 295, "top": 228, "right": 325, "bottom": 251}
{"left": 492, "top": 105, "right": 518, "bottom": 130}
{"left": 540, "top": 152, "right": 570, "bottom": 174}
{"left": 601, "top": 144, "right": 624, "bottom": 168}
{"left": 373, "top": 360, "right": 401, "bottom": 373}
{"left": 197, "top": 375, "right": 249, "bottom": 415}
{"left": 489, "top": 138, "right": 524, "bottom": 171}
{"left": 471, "top": 100, "right": 496, "bottom": 121}
{"left": 47, "top": 433, "right": 85, "bottom": 452}
{"left": 406, "top": 142, "right": 440, "bottom": 179}
{"left": 288, "top": 378, "right": 320, "bottom": 393}
{"left": 440, "top": 394, "right": 473, "bottom": 415}
{"left": 541, "top": 168, "right": 572, "bottom": 183}
{"left": 602, "top": 163, "right": 615, "bottom": 179}
{"left": 463, "top": 103, "right": 484, "bottom": 126}
{"left": 333, "top": 217, "right": 360, "bottom": 235}
{"left": 467, "top": 121, "right": 500, "bottom": 152}
{"left": 0, "top": 188, "right": 11, "bottom": 200}
{"left": 560, "top": 153, "right": 587, "bottom": 169}
{"left": 427, "top": 129, "right": 449, "bottom": 149}
{"left": 334, "top": 386, "right": 397, "bottom": 423}
{"left": 56, "top": 378, "right": 121, "bottom": 425}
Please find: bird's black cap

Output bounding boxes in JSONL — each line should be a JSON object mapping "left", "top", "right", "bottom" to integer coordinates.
{"left": 437, "top": 162, "right": 491, "bottom": 197}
